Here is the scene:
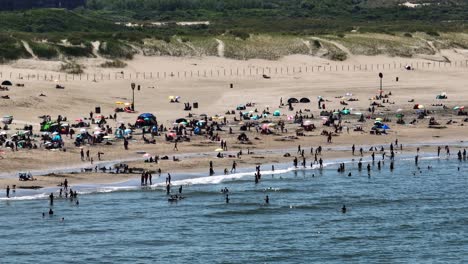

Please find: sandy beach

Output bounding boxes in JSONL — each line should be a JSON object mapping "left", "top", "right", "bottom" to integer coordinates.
{"left": 1, "top": 51, "right": 468, "bottom": 189}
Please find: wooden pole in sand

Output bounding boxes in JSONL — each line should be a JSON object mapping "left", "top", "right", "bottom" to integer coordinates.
{"left": 379, "top": 72, "right": 383, "bottom": 98}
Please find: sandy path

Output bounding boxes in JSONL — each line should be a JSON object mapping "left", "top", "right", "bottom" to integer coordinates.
{"left": 309, "top": 36, "right": 352, "bottom": 55}
{"left": 215, "top": 39, "right": 225, "bottom": 57}
{"left": 21, "top": 41, "right": 37, "bottom": 59}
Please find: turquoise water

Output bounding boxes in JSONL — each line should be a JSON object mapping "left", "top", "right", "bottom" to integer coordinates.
{"left": 1, "top": 156, "right": 467, "bottom": 263}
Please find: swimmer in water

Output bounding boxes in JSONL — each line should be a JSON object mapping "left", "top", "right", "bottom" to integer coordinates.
{"left": 265, "top": 195, "right": 269, "bottom": 204}
{"left": 342, "top": 205, "right": 347, "bottom": 214}
{"left": 48, "top": 208, "right": 54, "bottom": 215}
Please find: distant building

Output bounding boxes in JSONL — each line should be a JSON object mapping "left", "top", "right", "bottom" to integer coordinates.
{"left": 0, "top": 0, "right": 86, "bottom": 11}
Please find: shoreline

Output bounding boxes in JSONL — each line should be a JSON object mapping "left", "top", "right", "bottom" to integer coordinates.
{"left": 0, "top": 140, "right": 465, "bottom": 198}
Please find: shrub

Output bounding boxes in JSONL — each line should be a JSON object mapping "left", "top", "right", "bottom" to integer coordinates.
{"left": 100, "top": 59, "right": 127, "bottom": 68}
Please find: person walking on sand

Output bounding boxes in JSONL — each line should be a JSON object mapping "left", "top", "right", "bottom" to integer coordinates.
{"left": 80, "top": 148, "right": 84, "bottom": 161}
{"left": 86, "top": 150, "right": 90, "bottom": 161}
{"left": 352, "top": 144, "right": 355, "bottom": 155}
{"left": 174, "top": 142, "right": 178, "bottom": 151}
{"left": 124, "top": 138, "right": 129, "bottom": 150}
{"left": 231, "top": 161, "right": 237, "bottom": 173}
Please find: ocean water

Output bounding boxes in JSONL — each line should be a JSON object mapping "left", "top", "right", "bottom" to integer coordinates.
{"left": 1, "top": 157, "right": 467, "bottom": 263}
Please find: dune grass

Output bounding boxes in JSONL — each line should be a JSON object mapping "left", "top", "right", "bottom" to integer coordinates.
{"left": 322, "top": 33, "right": 434, "bottom": 57}
{"left": 220, "top": 35, "right": 309, "bottom": 60}
{"left": 0, "top": 34, "right": 31, "bottom": 62}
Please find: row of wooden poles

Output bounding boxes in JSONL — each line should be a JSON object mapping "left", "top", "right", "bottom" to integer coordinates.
{"left": 1, "top": 60, "right": 467, "bottom": 82}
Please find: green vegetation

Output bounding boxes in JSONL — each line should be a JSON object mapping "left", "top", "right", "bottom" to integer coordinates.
{"left": 0, "top": 1, "right": 467, "bottom": 62}
{"left": 57, "top": 43, "right": 94, "bottom": 58}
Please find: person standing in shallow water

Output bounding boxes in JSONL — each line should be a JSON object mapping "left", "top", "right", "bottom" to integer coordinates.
{"left": 265, "top": 195, "right": 269, "bottom": 204}
{"left": 342, "top": 205, "right": 347, "bottom": 214}
{"left": 6, "top": 185, "right": 10, "bottom": 198}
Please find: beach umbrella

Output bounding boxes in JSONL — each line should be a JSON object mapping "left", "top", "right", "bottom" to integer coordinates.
{"left": 453, "top": 106, "right": 460, "bottom": 110}
{"left": 75, "top": 118, "right": 83, "bottom": 122}
{"left": 143, "top": 153, "right": 151, "bottom": 158}
{"left": 215, "top": 148, "right": 224, "bottom": 152}
{"left": 353, "top": 112, "right": 362, "bottom": 116}
{"left": 396, "top": 109, "right": 403, "bottom": 112}
{"left": 341, "top": 109, "right": 350, "bottom": 115}
{"left": 1, "top": 80, "right": 12, "bottom": 86}
{"left": 418, "top": 105, "right": 425, "bottom": 109}
{"left": 115, "top": 101, "right": 125, "bottom": 105}
{"left": 303, "top": 120, "right": 313, "bottom": 126}
{"left": 375, "top": 118, "right": 383, "bottom": 122}
{"left": 169, "top": 96, "right": 175, "bottom": 100}
{"left": 382, "top": 124, "right": 390, "bottom": 129}
{"left": 0, "top": 131, "right": 6, "bottom": 135}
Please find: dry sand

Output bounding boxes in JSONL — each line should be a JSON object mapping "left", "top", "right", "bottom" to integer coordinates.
{"left": 1, "top": 51, "right": 467, "bottom": 189}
